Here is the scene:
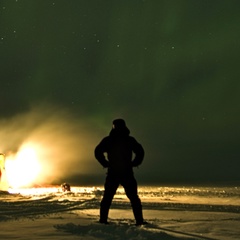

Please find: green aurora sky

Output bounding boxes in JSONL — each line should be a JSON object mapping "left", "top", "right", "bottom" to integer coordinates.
{"left": 0, "top": 0, "right": 240, "bottom": 186}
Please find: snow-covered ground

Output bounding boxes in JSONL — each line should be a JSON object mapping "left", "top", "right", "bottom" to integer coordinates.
{"left": 0, "top": 186, "right": 240, "bottom": 240}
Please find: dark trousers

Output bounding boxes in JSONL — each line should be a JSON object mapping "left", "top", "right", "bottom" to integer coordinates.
{"left": 100, "top": 172, "right": 143, "bottom": 224}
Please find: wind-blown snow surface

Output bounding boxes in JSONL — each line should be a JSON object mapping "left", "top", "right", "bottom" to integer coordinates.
{"left": 0, "top": 186, "right": 240, "bottom": 240}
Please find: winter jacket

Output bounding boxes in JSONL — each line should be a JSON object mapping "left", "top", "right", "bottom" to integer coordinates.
{"left": 95, "top": 127, "right": 144, "bottom": 174}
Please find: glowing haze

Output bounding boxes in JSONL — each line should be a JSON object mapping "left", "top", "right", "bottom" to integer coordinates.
{"left": 5, "top": 145, "right": 41, "bottom": 188}
{"left": 0, "top": 104, "right": 99, "bottom": 188}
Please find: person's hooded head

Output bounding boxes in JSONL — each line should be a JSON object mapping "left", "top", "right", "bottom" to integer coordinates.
{"left": 110, "top": 119, "right": 130, "bottom": 136}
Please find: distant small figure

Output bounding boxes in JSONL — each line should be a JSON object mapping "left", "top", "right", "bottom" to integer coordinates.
{"left": 61, "top": 183, "right": 71, "bottom": 192}
{"left": 95, "top": 119, "right": 147, "bottom": 226}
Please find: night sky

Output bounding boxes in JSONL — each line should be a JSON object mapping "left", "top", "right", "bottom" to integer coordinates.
{"left": 1, "top": 0, "right": 240, "bottom": 186}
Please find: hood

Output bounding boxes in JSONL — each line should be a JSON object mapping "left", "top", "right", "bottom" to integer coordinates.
{"left": 109, "top": 119, "right": 130, "bottom": 137}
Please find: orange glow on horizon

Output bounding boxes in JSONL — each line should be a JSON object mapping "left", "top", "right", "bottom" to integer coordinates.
{"left": 5, "top": 144, "right": 41, "bottom": 188}
{"left": 0, "top": 106, "right": 94, "bottom": 190}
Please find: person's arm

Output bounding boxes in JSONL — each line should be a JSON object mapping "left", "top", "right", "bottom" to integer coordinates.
{"left": 131, "top": 138, "right": 144, "bottom": 167}
{"left": 94, "top": 138, "right": 109, "bottom": 168}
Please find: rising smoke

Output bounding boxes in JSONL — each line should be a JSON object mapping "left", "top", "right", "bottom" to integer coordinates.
{"left": 0, "top": 104, "right": 101, "bottom": 186}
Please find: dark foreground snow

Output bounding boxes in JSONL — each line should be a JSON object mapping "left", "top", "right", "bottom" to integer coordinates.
{"left": 0, "top": 186, "right": 240, "bottom": 240}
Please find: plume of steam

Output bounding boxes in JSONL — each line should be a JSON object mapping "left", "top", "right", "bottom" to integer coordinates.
{"left": 0, "top": 104, "right": 99, "bottom": 186}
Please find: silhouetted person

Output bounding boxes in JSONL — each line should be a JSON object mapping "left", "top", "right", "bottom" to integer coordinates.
{"left": 95, "top": 119, "right": 146, "bottom": 225}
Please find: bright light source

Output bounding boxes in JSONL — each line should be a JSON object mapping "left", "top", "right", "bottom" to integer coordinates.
{"left": 5, "top": 145, "right": 41, "bottom": 188}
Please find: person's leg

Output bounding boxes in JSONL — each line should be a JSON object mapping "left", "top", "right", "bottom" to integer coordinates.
{"left": 100, "top": 174, "right": 119, "bottom": 223}
{"left": 121, "top": 175, "right": 145, "bottom": 225}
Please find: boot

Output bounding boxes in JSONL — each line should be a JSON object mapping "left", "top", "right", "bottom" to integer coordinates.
{"left": 99, "top": 201, "right": 110, "bottom": 224}
{"left": 132, "top": 203, "right": 145, "bottom": 225}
